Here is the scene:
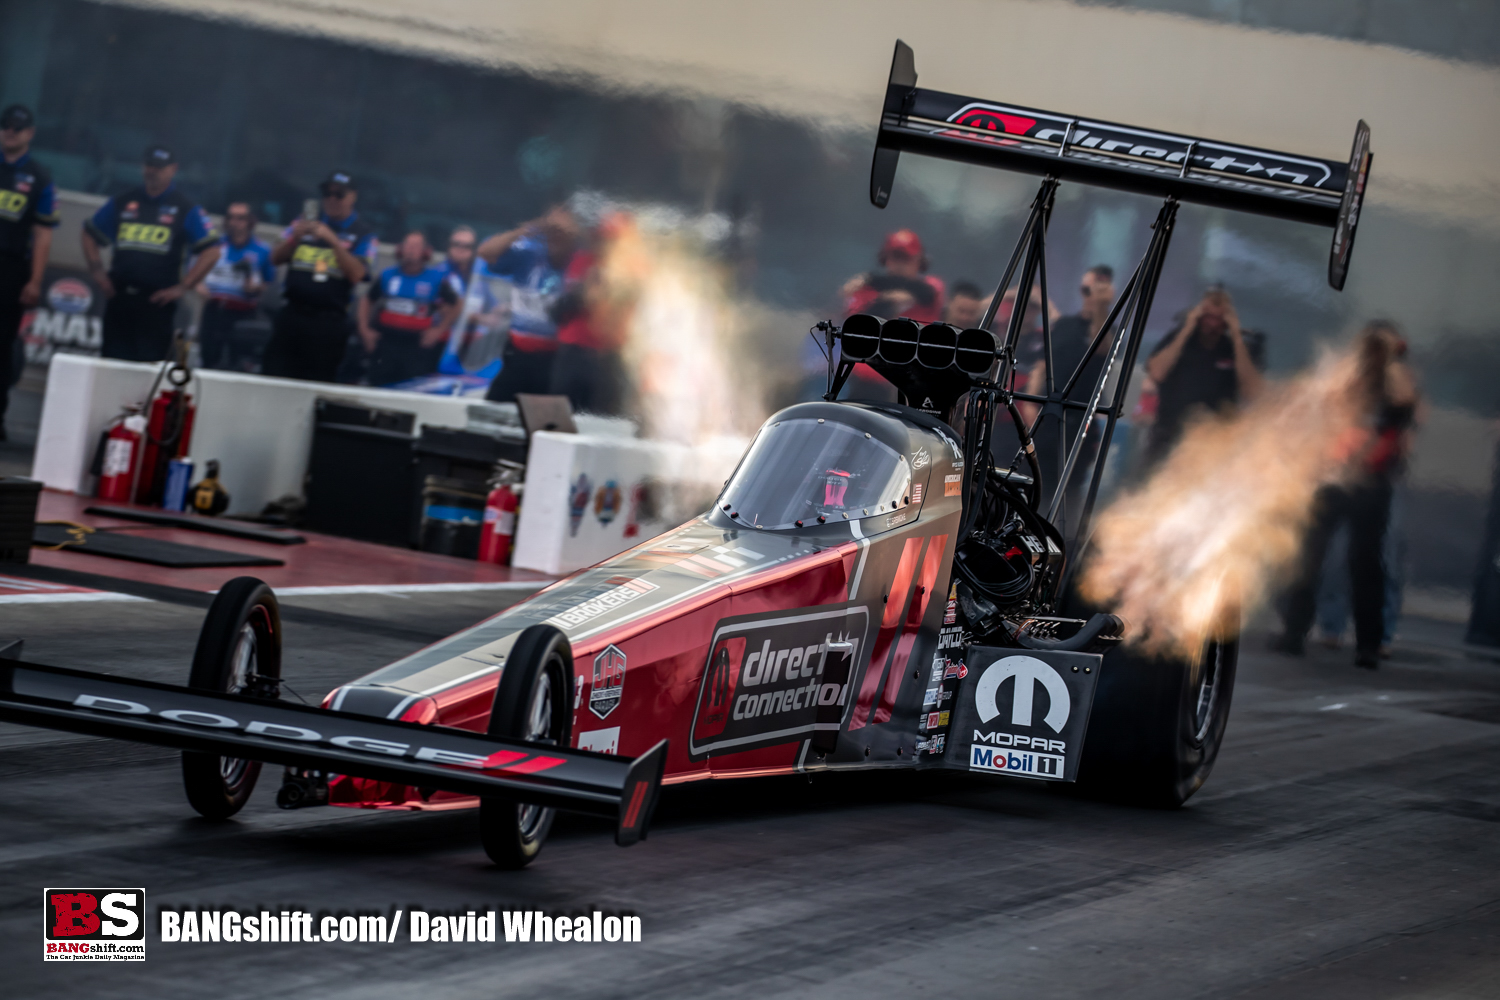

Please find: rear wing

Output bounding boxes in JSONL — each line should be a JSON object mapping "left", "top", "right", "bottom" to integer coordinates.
{"left": 871, "top": 41, "right": 1371, "bottom": 289}
{"left": 0, "top": 658, "right": 667, "bottom": 847}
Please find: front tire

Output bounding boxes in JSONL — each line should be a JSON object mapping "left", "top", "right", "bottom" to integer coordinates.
{"left": 181, "top": 577, "right": 281, "bottom": 819}
{"left": 1078, "top": 634, "right": 1238, "bottom": 807}
{"left": 479, "top": 625, "right": 573, "bottom": 869}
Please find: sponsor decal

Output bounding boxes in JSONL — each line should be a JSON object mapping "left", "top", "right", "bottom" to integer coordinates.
{"left": 941, "top": 102, "right": 1337, "bottom": 191}
{"left": 911, "top": 448, "right": 930, "bottom": 470}
{"left": 576, "top": 726, "right": 620, "bottom": 755}
{"left": 0, "top": 189, "right": 26, "bottom": 219}
{"left": 944, "top": 662, "right": 967, "bottom": 680}
{"left": 953, "top": 649, "right": 1101, "bottom": 783}
{"left": 589, "top": 645, "right": 626, "bottom": 719}
{"left": 922, "top": 686, "right": 940, "bottom": 708}
{"left": 567, "top": 473, "right": 592, "bottom": 536}
{"left": 969, "top": 745, "right": 1064, "bottom": 779}
{"left": 937, "top": 625, "right": 965, "bottom": 651}
{"left": 46, "top": 278, "right": 93, "bottom": 314}
{"left": 943, "top": 581, "right": 958, "bottom": 625}
{"left": 688, "top": 605, "right": 869, "bottom": 757}
{"left": 975, "top": 656, "right": 1069, "bottom": 732}
{"left": 594, "top": 481, "right": 622, "bottom": 526}
{"left": 546, "top": 576, "right": 658, "bottom": 629}
{"left": 944, "top": 473, "right": 963, "bottom": 497}
{"left": 886, "top": 511, "right": 908, "bottom": 529}
{"left": 922, "top": 710, "right": 950, "bottom": 730}
{"left": 43, "top": 889, "right": 145, "bottom": 961}
{"left": 915, "top": 734, "right": 945, "bottom": 755}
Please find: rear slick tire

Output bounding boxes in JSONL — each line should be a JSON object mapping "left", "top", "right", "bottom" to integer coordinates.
{"left": 479, "top": 625, "right": 573, "bottom": 869}
{"left": 1077, "top": 635, "right": 1238, "bottom": 808}
{"left": 181, "top": 577, "right": 282, "bottom": 820}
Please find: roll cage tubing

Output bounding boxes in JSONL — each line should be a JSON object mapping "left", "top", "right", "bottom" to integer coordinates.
{"left": 827, "top": 40, "right": 1370, "bottom": 603}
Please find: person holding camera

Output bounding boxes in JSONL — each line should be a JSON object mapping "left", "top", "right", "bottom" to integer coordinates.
{"left": 1142, "top": 284, "right": 1264, "bottom": 468}
{"left": 194, "top": 202, "right": 275, "bottom": 370}
{"left": 263, "top": 170, "right": 375, "bottom": 382}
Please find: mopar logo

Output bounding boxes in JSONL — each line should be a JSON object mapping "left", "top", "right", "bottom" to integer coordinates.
{"left": 974, "top": 656, "right": 1070, "bottom": 732}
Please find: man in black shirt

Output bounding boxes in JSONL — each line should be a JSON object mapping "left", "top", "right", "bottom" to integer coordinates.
{"left": 1024, "top": 265, "right": 1115, "bottom": 523}
{"left": 1143, "top": 285, "right": 1263, "bottom": 467}
{"left": 0, "top": 104, "right": 58, "bottom": 439}
{"left": 82, "top": 145, "right": 221, "bottom": 362}
{"left": 263, "top": 171, "right": 376, "bottom": 382}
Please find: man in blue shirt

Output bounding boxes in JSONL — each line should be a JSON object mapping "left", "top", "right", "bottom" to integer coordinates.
{"left": 82, "top": 145, "right": 221, "bottom": 362}
{"left": 0, "top": 104, "right": 58, "bottom": 440}
{"left": 194, "top": 202, "right": 275, "bottom": 370}
{"left": 263, "top": 170, "right": 376, "bottom": 382}
{"left": 478, "top": 205, "right": 579, "bottom": 402}
{"left": 357, "top": 231, "right": 456, "bottom": 386}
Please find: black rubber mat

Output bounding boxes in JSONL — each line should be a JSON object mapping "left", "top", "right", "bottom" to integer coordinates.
{"left": 33, "top": 524, "right": 284, "bottom": 568}
{"left": 83, "top": 506, "right": 306, "bottom": 545}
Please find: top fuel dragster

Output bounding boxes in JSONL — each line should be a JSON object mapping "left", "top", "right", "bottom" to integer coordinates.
{"left": 0, "top": 42, "right": 1370, "bottom": 867}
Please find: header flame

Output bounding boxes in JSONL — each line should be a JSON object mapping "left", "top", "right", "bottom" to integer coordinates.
{"left": 1080, "top": 346, "right": 1380, "bottom": 658}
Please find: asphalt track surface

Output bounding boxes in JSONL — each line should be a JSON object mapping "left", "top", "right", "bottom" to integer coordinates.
{"left": 3, "top": 588, "right": 1498, "bottom": 999}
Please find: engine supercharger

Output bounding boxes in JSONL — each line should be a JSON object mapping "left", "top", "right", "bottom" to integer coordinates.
{"left": 97, "top": 409, "right": 148, "bottom": 503}
{"left": 478, "top": 462, "right": 524, "bottom": 564}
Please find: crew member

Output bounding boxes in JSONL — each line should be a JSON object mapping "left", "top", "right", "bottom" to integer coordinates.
{"left": 263, "top": 170, "right": 376, "bottom": 382}
{"left": 82, "top": 145, "right": 221, "bottom": 362}
{"left": 838, "top": 229, "right": 946, "bottom": 402}
{"left": 437, "top": 225, "right": 507, "bottom": 381}
{"left": 551, "top": 212, "right": 634, "bottom": 415}
{"left": 1143, "top": 285, "right": 1263, "bottom": 467}
{"left": 194, "top": 202, "right": 275, "bottom": 370}
{"left": 841, "top": 229, "right": 946, "bottom": 322}
{"left": 480, "top": 205, "right": 579, "bottom": 402}
{"left": 943, "top": 280, "right": 988, "bottom": 330}
{"left": 1025, "top": 265, "right": 1116, "bottom": 521}
{"left": 0, "top": 104, "right": 57, "bottom": 441}
{"left": 358, "top": 231, "right": 456, "bottom": 386}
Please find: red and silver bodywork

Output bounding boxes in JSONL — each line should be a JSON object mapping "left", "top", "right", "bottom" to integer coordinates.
{"left": 325, "top": 401, "right": 967, "bottom": 809}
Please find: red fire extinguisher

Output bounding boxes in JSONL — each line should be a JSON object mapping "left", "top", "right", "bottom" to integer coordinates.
{"left": 135, "top": 369, "right": 196, "bottom": 506}
{"left": 97, "top": 409, "right": 148, "bottom": 503}
{"left": 478, "top": 463, "right": 524, "bottom": 564}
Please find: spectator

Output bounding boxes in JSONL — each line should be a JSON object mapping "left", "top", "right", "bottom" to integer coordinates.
{"left": 1275, "top": 322, "right": 1420, "bottom": 667}
{"left": 1024, "top": 265, "right": 1116, "bottom": 520}
{"left": 263, "top": 170, "right": 376, "bottom": 382}
{"left": 194, "top": 201, "right": 274, "bottom": 370}
{"left": 357, "top": 231, "right": 456, "bottom": 386}
{"left": 1142, "top": 285, "right": 1263, "bottom": 467}
{"left": 838, "top": 229, "right": 945, "bottom": 402}
{"left": 551, "top": 212, "right": 634, "bottom": 415}
{"left": 0, "top": 104, "right": 57, "bottom": 441}
{"left": 480, "top": 205, "right": 579, "bottom": 403}
{"left": 82, "top": 145, "right": 221, "bottom": 362}
{"left": 841, "top": 229, "right": 945, "bottom": 322}
{"left": 944, "top": 280, "right": 988, "bottom": 329}
{"left": 437, "top": 225, "right": 508, "bottom": 381}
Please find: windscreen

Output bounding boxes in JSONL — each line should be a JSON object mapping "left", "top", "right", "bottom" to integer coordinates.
{"left": 720, "top": 418, "right": 911, "bottom": 530}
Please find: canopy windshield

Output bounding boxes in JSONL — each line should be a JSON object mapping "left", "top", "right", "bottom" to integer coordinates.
{"left": 720, "top": 418, "right": 911, "bottom": 530}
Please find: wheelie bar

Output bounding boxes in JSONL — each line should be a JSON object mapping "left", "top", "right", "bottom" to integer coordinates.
{"left": 0, "top": 659, "right": 667, "bottom": 847}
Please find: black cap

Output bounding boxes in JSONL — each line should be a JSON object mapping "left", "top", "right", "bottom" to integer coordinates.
{"left": 143, "top": 144, "right": 175, "bottom": 166}
{"left": 0, "top": 104, "right": 34, "bottom": 131}
{"left": 320, "top": 170, "right": 356, "bottom": 195}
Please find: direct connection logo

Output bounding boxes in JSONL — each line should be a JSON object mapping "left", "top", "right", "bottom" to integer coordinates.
{"left": 43, "top": 888, "right": 146, "bottom": 961}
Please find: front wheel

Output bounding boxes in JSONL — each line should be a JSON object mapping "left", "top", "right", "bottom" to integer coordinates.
{"left": 181, "top": 577, "right": 281, "bottom": 819}
{"left": 1077, "top": 634, "right": 1238, "bottom": 807}
{"left": 479, "top": 625, "right": 573, "bottom": 869}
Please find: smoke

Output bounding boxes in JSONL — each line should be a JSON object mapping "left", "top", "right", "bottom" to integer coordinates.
{"left": 1079, "top": 345, "right": 1377, "bottom": 658}
{"left": 599, "top": 221, "right": 767, "bottom": 446}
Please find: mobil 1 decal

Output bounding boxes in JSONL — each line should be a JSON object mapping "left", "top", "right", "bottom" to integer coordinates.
{"left": 944, "top": 647, "right": 1101, "bottom": 782}
{"left": 688, "top": 603, "right": 870, "bottom": 759}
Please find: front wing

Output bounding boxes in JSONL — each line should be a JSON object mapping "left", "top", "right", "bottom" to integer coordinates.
{"left": 0, "top": 659, "right": 666, "bottom": 846}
